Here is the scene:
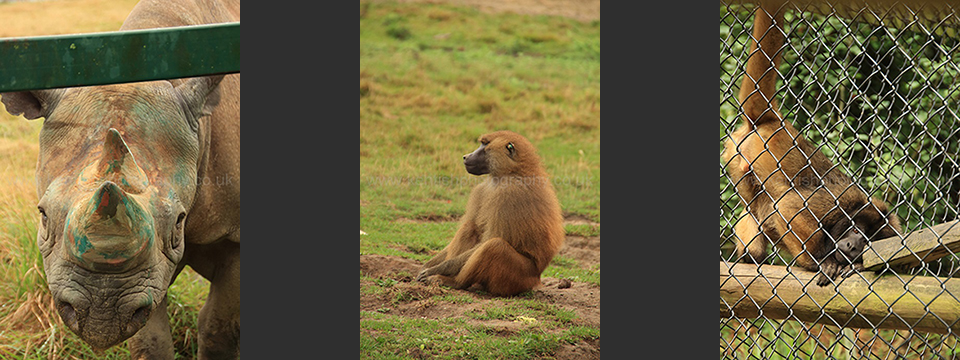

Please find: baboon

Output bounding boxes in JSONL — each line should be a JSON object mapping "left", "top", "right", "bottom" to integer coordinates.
{"left": 722, "top": 2, "right": 901, "bottom": 286}
{"left": 416, "top": 130, "right": 565, "bottom": 296}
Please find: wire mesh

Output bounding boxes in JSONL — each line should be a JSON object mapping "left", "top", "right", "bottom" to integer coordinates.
{"left": 721, "top": 1, "right": 960, "bottom": 358}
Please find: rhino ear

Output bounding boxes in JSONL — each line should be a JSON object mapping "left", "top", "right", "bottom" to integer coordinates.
{"left": 0, "top": 89, "right": 65, "bottom": 120}
{"left": 175, "top": 75, "right": 224, "bottom": 131}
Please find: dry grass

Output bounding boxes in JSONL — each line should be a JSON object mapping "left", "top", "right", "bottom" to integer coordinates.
{"left": 0, "top": 0, "right": 138, "bottom": 37}
{"left": 366, "top": 0, "right": 600, "bottom": 22}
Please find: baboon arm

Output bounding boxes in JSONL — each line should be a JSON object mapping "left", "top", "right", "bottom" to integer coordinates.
{"left": 423, "top": 195, "right": 483, "bottom": 268}
{"left": 451, "top": 217, "right": 481, "bottom": 249}
{"left": 422, "top": 226, "right": 473, "bottom": 270}
{"left": 420, "top": 189, "right": 485, "bottom": 278}
{"left": 417, "top": 247, "right": 478, "bottom": 283}
{"left": 444, "top": 193, "right": 485, "bottom": 255}
{"left": 422, "top": 249, "right": 448, "bottom": 268}
{"left": 423, "top": 247, "right": 477, "bottom": 277}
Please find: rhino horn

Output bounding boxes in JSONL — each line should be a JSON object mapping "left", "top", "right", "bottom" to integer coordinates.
{"left": 88, "top": 128, "right": 148, "bottom": 193}
{"left": 94, "top": 181, "right": 126, "bottom": 220}
{"left": 66, "top": 181, "right": 153, "bottom": 272}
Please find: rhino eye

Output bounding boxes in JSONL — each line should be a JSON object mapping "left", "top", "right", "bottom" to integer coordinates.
{"left": 38, "top": 207, "right": 47, "bottom": 227}
{"left": 173, "top": 212, "right": 186, "bottom": 249}
{"left": 176, "top": 212, "right": 186, "bottom": 231}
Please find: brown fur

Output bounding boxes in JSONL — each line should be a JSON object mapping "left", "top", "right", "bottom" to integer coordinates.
{"left": 722, "top": 2, "right": 901, "bottom": 286}
{"left": 416, "top": 130, "right": 565, "bottom": 296}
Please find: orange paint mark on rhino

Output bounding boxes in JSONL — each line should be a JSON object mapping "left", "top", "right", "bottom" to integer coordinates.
{"left": 97, "top": 190, "right": 110, "bottom": 216}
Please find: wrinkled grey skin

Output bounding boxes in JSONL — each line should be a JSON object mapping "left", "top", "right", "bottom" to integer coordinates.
{"left": 0, "top": 0, "right": 240, "bottom": 358}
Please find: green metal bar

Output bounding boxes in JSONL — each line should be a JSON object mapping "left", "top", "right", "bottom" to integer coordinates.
{"left": 0, "top": 22, "right": 240, "bottom": 93}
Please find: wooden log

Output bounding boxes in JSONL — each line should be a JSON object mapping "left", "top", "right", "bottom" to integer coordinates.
{"left": 721, "top": 261, "right": 960, "bottom": 334}
{"left": 862, "top": 220, "right": 960, "bottom": 271}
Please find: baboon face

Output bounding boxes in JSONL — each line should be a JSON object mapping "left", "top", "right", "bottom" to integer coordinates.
{"left": 463, "top": 131, "right": 533, "bottom": 176}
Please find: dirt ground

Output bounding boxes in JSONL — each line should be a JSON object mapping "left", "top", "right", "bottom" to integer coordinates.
{"left": 360, "top": 222, "right": 600, "bottom": 359}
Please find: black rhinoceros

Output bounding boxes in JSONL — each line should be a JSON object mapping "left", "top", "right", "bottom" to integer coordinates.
{"left": 0, "top": 0, "right": 240, "bottom": 358}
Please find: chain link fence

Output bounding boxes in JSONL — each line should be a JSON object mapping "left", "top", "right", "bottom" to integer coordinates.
{"left": 721, "top": 1, "right": 960, "bottom": 358}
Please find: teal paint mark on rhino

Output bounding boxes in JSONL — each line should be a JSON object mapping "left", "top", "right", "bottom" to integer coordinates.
{"left": 75, "top": 234, "right": 92, "bottom": 254}
{"left": 174, "top": 170, "right": 188, "bottom": 188}
{"left": 119, "top": 191, "right": 156, "bottom": 250}
{"left": 65, "top": 217, "right": 93, "bottom": 255}
{"left": 104, "top": 159, "right": 122, "bottom": 173}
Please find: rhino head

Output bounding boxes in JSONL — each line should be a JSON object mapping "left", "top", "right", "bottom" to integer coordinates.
{"left": 1, "top": 76, "right": 222, "bottom": 349}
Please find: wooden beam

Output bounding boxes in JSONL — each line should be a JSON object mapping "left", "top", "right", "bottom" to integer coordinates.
{"left": 862, "top": 220, "right": 960, "bottom": 271}
{"left": 721, "top": 261, "right": 960, "bottom": 334}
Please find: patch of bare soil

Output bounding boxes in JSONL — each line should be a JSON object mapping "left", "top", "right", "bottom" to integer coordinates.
{"left": 360, "top": 233, "right": 600, "bottom": 359}
{"left": 563, "top": 214, "right": 600, "bottom": 227}
{"left": 558, "top": 236, "right": 600, "bottom": 270}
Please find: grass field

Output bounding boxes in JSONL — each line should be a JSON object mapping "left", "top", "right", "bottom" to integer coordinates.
{"left": 360, "top": 1, "right": 600, "bottom": 358}
{"left": 0, "top": 0, "right": 210, "bottom": 358}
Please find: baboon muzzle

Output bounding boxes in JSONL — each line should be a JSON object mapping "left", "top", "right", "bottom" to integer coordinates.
{"left": 463, "top": 144, "right": 489, "bottom": 175}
